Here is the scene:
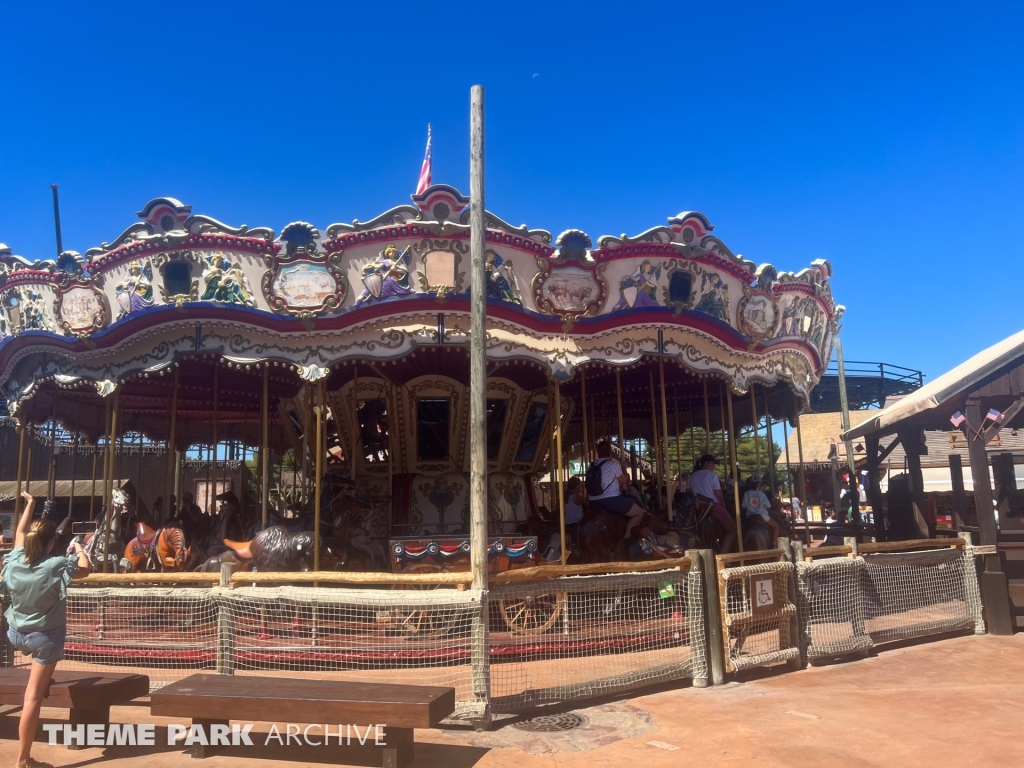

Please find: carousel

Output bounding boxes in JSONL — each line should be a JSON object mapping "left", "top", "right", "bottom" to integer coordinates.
{"left": 0, "top": 187, "right": 842, "bottom": 613}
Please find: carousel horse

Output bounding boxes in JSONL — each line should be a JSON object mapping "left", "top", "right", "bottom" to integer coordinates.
{"left": 579, "top": 506, "right": 670, "bottom": 563}
{"left": 69, "top": 487, "right": 130, "bottom": 572}
{"left": 122, "top": 518, "right": 190, "bottom": 572}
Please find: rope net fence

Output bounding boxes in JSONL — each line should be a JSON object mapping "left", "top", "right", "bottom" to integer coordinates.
{"left": 795, "top": 557, "right": 873, "bottom": 661}
{"left": 489, "top": 566, "right": 705, "bottom": 712}
{"left": 860, "top": 545, "right": 984, "bottom": 643}
{"left": 717, "top": 560, "right": 800, "bottom": 672}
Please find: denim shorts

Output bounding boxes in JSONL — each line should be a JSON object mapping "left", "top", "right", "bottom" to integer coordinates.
{"left": 7, "top": 625, "right": 66, "bottom": 665}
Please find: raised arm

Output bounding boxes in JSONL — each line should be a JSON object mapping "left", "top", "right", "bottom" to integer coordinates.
{"left": 15, "top": 491, "right": 36, "bottom": 548}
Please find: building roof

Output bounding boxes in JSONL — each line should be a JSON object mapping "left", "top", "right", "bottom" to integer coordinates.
{"left": 777, "top": 410, "right": 879, "bottom": 470}
{"left": 844, "top": 329, "right": 1024, "bottom": 440}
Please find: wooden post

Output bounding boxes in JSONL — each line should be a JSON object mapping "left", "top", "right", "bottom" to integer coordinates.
{"left": 468, "top": 83, "right": 491, "bottom": 727}
{"left": 725, "top": 389, "right": 744, "bottom": 552}
{"left": 964, "top": 398, "right": 1013, "bottom": 634}
{"left": 14, "top": 421, "right": 26, "bottom": 526}
{"left": 102, "top": 393, "right": 120, "bottom": 573}
{"left": 949, "top": 453, "right": 968, "bottom": 530}
{"left": 750, "top": 384, "right": 761, "bottom": 474}
{"left": 261, "top": 366, "right": 270, "bottom": 529}
{"left": 865, "top": 436, "right": 886, "bottom": 542}
{"left": 314, "top": 380, "right": 324, "bottom": 572}
{"left": 899, "top": 428, "right": 932, "bottom": 538}
{"left": 216, "top": 561, "right": 237, "bottom": 675}
{"left": 684, "top": 549, "right": 709, "bottom": 688}
{"left": 580, "top": 367, "right": 590, "bottom": 470}
{"left": 698, "top": 548, "right": 725, "bottom": 685}
{"left": 659, "top": 358, "right": 672, "bottom": 518}
{"left": 615, "top": 369, "right": 625, "bottom": 457}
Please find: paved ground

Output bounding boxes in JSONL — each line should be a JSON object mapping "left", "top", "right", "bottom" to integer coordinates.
{"left": 1, "top": 631, "right": 1020, "bottom": 767}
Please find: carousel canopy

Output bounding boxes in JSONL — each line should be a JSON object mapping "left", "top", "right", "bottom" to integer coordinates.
{"left": 0, "top": 186, "right": 843, "bottom": 439}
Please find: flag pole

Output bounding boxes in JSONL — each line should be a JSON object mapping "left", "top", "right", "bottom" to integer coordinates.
{"left": 50, "top": 184, "right": 63, "bottom": 259}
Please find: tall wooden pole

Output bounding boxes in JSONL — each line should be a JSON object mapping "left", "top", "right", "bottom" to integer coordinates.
{"left": 313, "top": 380, "right": 324, "bottom": 571}
{"left": 750, "top": 384, "right": 761, "bottom": 474}
{"left": 554, "top": 382, "right": 567, "bottom": 566}
{"left": 580, "top": 367, "right": 590, "bottom": 470}
{"left": 659, "top": 358, "right": 672, "bottom": 518}
{"left": 725, "top": 388, "right": 744, "bottom": 553}
{"left": 14, "top": 420, "right": 26, "bottom": 526}
{"left": 836, "top": 338, "right": 860, "bottom": 537}
{"left": 261, "top": 366, "right": 270, "bottom": 528}
{"left": 615, "top": 369, "right": 625, "bottom": 457}
{"left": 468, "top": 83, "right": 491, "bottom": 726}
{"left": 50, "top": 184, "right": 63, "bottom": 258}
{"left": 469, "top": 84, "right": 488, "bottom": 592}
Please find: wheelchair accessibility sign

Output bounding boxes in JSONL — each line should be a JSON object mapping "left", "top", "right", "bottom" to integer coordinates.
{"left": 749, "top": 574, "right": 776, "bottom": 614}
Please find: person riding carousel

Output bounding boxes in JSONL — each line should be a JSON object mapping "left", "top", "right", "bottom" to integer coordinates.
{"left": 687, "top": 454, "right": 737, "bottom": 553}
{"left": 586, "top": 440, "right": 647, "bottom": 540}
{"left": 742, "top": 473, "right": 780, "bottom": 547}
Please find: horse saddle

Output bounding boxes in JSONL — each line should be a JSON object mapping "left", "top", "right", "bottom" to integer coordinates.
{"left": 222, "top": 538, "right": 253, "bottom": 559}
{"left": 130, "top": 529, "right": 159, "bottom": 557}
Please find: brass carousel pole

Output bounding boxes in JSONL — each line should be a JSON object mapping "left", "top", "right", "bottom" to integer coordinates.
{"left": 167, "top": 366, "right": 179, "bottom": 519}
{"left": 14, "top": 420, "right": 27, "bottom": 526}
{"left": 703, "top": 380, "right": 711, "bottom": 454}
{"left": 673, "top": 384, "right": 682, "bottom": 482}
{"left": 796, "top": 410, "right": 809, "bottom": 543}
{"left": 750, "top": 383, "right": 761, "bottom": 475}
{"left": 46, "top": 401, "right": 57, "bottom": 505}
{"left": 659, "top": 358, "right": 672, "bottom": 518}
{"left": 313, "top": 380, "right": 324, "bottom": 572}
{"left": 648, "top": 371, "right": 661, "bottom": 495}
{"left": 783, "top": 405, "right": 793, "bottom": 501}
{"left": 211, "top": 365, "right": 219, "bottom": 511}
{"left": 261, "top": 366, "right": 270, "bottom": 529}
{"left": 351, "top": 363, "right": 359, "bottom": 482}
{"left": 615, "top": 369, "right": 625, "bottom": 460}
{"left": 554, "top": 381, "right": 567, "bottom": 566}
{"left": 25, "top": 426, "right": 33, "bottom": 499}
{"left": 724, "top": 387, "right": 744, "bottom": 553}
{"left": 580, "top": 367, "right": 590, "bottom": 471}
{"left": 689, "top": 397, "right": 697, "bottom": 468}
{"left": 102, "top": 392, "right": 120, "bottom": 573}
{"left": 68, "top": 434, "right": 77, "bottom": 520}
{"left": 88, "top": 445, "right": 98, "bottom": 523}
{"left": 96, "top": 398, "right": 112, "bottom": 522}
{"left": 764, "top": 388, "right": 777, "bottom": 496}
{"left": 718, "top": 384, "right": 726, "bottom": 479}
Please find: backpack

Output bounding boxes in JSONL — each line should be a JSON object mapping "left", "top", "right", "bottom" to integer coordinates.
{"left": 585, "top": 459, "right": 613, "bottom": 497}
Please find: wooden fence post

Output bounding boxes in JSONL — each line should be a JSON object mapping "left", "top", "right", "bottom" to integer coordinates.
{"left": 959, "top": 531, "right": 987, "bottom": 634}
{"left": 217, "top": 562, "right": 237, "bottom": 676}
{"left": 697, "top": 549, "right": 725, "bottom": 685}
{"left": 685, "top": 550, "right": 709, "bottom": 688}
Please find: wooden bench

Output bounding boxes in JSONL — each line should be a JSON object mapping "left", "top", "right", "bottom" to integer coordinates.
{"left": 151, "top": 674, "right": 456, "bottom": 766}
{"left": 0, "top": 669, "right": 149, "bottom": 749}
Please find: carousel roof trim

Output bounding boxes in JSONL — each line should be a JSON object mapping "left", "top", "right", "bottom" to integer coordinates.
{"left": 0, "top": 186, "right": 843, "bottom": 413}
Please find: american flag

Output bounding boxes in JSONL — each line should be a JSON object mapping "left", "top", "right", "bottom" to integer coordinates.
{"left": 949, "top": 411, "right": 966, "bottom": 427}
{"left": 986, "top": 408, "right": 1004, "bottom": 424}
{"left": 415, "top": 123, "right": 432, "bottom": 195}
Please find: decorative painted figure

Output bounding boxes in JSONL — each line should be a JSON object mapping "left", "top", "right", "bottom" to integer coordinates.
{"left": 16, "top": 289, "right": 53, "bottom": 332}
{"left": 613, "top": 260, "right": 661, "bottom": 310}
{"left": 693, "top": 272, "right": 730, "bottom": 323}
{"left": 115, "top": 260, "right": 155, "bottom": 318}
{"left": 485, "top": 250, "right": 521, "bottom": 304}
{"left": 357, "top": 245, "right": 413, "bottom": 303}
{"left": 202, "top": 253, "right": 255, "bottom": 307}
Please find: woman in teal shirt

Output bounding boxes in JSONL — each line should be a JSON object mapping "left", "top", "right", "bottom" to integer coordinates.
{"left": 2, "top": 492, "right": 90, "bottom": 768}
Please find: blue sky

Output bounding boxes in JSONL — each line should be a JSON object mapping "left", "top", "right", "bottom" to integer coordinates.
{"left": 1, "top": 1, "right": 1021, "bottom": 381}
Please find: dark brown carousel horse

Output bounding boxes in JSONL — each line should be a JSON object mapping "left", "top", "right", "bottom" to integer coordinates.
{"left": 123, "top": 519, "right": 190, "bottom": 572}
{"left": 579, "top": 506, "right": 670, "bottom": 562}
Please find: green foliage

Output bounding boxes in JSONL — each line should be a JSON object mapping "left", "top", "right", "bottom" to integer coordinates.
{"left": 641, "top": 427, "right": 787, "bottom": 491}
